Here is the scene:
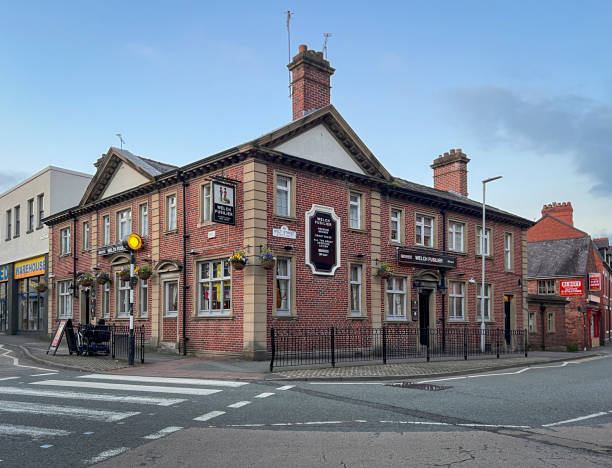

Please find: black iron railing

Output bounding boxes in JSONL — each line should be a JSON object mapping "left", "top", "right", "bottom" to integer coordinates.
{"left": 111, "top": 324, "right": 146, "bottom": 364}
{"left": 270, "top": 326, "right": 527, "bottom": 371}
{"left": 76, "top": 323, "right": 145, "bottom": 364}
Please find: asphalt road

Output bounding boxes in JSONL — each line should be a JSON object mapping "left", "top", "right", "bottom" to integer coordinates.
{"left": 1, "top": 343, "right": 611, "bottom": 467}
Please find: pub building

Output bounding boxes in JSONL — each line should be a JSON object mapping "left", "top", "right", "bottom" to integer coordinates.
{"left": 45, "top": 45, "right": 532, "bottom": 358}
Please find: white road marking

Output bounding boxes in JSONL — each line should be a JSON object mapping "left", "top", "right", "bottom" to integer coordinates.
{"left": 194, "top": 411, "right": 226, "bottom": 422}
{"left": 457, "top": 423, "right": 531, "bottom": 429}
{"left": 542, "top": 412, "right": 609, "bottom": 428}
{"left": 227, "top": 401, "right": 251, "bottom": 408}
{"left": 254, "top": 392, "right": 275, "bottom": 398}
{"left": 84, "top": 447, "right": 129, "bottom": 465}
{"left": 31, "top": 373, "right": 57, "bottom": 377}
{"left": 10, "top": 386, "right": 184, "bottom": 406}
{"left": 309, "top": 382, "right": 386, "bottom": 385}
{"left": 0, "top": 424, "right": 71, "bottom": 438}
{"left": 32, "top": 380, "right": 223, "bottom": 396}
{"left": 143, "top": 426, "right": 183, "bottom": 440}
{"left": 83, "top": 432, "right": 94, "bottom": 435}
{"left": 78, "top": 374, "right": 248, "bottom": 387}
{"left": 0, "top": 400, "right": 139, "bottom": 422}
{"left": 276, "top": 385, "right": 295, "bottom": 390}
{"left": 0, "top": 345, "right": 56, "bottom": 372}
{"left": 224, "top": 420, "right": 367, "bottom": 428}
{"left": 40, "top": 445, "right": 53, "bottom": 449}
{"left": 380, "top": 420, "right": 450, "bottom": 426}
{"left": 0, "top": 377, "right": 19, "bottom": 381}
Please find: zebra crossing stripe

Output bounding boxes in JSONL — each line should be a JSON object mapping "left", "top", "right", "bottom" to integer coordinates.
{"left": 254, "top": 392, "right": 275, "bottom": 398}
{"left": 0, "top": 401, "right": 139, "bottom": 422}
{"left": 227, "top": 401, "right": 251, "bottom": 408}
{"left": 6, "top": 386, "right": 184, "bottom": 406}
{"left": 84, "top": 447, "right": 129, "bottom": 465}
{"left": 143, "top": 426, "right": 183, "bottom": 440}
{"left": 0, "top": 424, "right": 71, "bottom": 438}
{"left": 194, "top": 411, "right": 226, "bottom": 421}
{"left": 32, "top": 380, "right": 223, "bottom": 396}
{"left": 78, "top": 374, "right": 248, "bottom": 387}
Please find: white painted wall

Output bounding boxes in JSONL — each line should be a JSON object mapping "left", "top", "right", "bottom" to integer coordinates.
{"left": 273, "top": 124, "right": 366, "bottom": 175}
{"left": 0, "top": 167, "right": 92, "bottom": 266}
{"left": 101, "top": 162, "right": 149, "bottom": 200}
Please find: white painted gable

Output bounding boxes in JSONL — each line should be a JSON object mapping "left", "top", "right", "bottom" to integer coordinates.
{"left": 100, "top": 162, "right": 150, "bottom": 200}
{"left": 272, "top": 124, "right": 366, "bottom": 175}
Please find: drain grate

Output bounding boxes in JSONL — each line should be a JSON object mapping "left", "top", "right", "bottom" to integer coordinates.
{"left": 386, "top": 382, "right": 451, "bottom": 391}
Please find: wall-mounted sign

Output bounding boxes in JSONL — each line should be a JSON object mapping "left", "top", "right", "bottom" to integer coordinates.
{"left": 212, "top": 182, "right": 235, "bottom": 225}
{"left": 273, "top": 225, "right": 297, "bottom": 239}
{"left": 560, "top": 279, "right": 584, "bottom": 296}
{"left": 589, "top": 273, "right": 602, "bottom": 291}
{"left": 397, "top": 249, "right": 456, "bottom": 269}
{"left": 98, "top": 243, "right": 128, "bottom": 256}
{"left": 305, "top": 205, "right": 340, "bottom": 275}
{"left": 588, "top": 294, "right": 600, "bottom": 304}
{"left": 0, "top": 265, "right": 8, "bottom": 282}
{"left": 14, "top": 255, "right": 46, "bottom": 279}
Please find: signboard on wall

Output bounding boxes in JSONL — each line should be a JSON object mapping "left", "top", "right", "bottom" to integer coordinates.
{"left": 305, "top": 205, "right": 340, "bottom": 275}
{"left": 0, "top": 265, "right": 8, "bottom": 282}
{"left": 14, "top": 255, "right": 46, "bottom": 279}
{"left": 589, "top": 273, "right": 602, "bottom": 291}
{"left": 212, "top": 182, "right": 235, "bottom": 225}
{"left": 97, "top": 243, "right": 128, "bottom": 256}
{"left": 560, "top": 279, "right": 584, "bottom": 296}
{"left": 397, "top": 248, "right": 457, "bottom": 269}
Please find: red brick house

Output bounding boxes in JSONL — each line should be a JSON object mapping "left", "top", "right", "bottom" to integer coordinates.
{"left": 527, "top": 203, "right": 611, "bottom": 350}
{"left": 45, "top": 45, "right": 532, "bottom": 358}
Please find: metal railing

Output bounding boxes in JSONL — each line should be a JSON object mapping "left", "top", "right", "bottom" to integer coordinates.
{"left": 270, "top": 325, "right": 527, "bottom": 371}
{"left": 111, "top": 324, "right": 146, "bottom": 364}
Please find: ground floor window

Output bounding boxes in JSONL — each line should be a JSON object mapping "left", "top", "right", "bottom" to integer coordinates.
{"left": 547, "top": 312, "right": 554, "bottom": 332}
{"left": 449, "top": 281, "right": 464, "bottom": 321}
{"left": 276, "top": 258, "right": 291, "bottom": 316}
{"left": 117, "top": 279, "right": 130, "bottom": 318}
{"left": 164, "top": 280, "right": 178, "bottom": 317}
{"left": 198, "top": 260, "right": 230, "bottom": 317}
{"left": 349, "top": 264, "right": 362, "bottom": 317}
{"left": 528, "top": 311, "right": 536, "bottom": 332}
{"left": 476, "top": 283, "right": 491, "bottom": 321}
{"left": 386, "top": 277, "right": 406, "bottom": 320}
{"left": 0, "top": 282, "right": 7, "bottom": 332}
{"left": 102, "top": 282, "right": 110, "bottom": 318}
{"left": 139, "top": 279, "right": 148, "bottom": 318}
{"left": 58, "top": 280, "right": 72, "bottom": 319}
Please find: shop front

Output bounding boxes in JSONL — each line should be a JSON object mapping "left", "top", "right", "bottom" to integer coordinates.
{"left": 0, "top": 265, "right": 8, "bottom": 332}
{"left": 14, "top": 256, "right": 47, "bottom": 333}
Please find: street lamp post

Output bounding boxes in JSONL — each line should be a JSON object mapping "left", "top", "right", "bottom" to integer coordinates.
{"left": 481, "top": 176, "right": 502, "bottom": 352}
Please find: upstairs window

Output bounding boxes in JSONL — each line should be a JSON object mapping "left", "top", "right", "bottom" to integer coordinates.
{"left": 166, "top": 195, "right": 177, "bottom": 231}
{"left": 415, "top": 214, "right": 434, "bottom": 247}
{"left": 102, "top": 215, "right": 110, "bottom": 245}
{"left": 390, "top": 209, "right": 402, "bottom": 243}
{"left": 139, "top": 204, "right": 149, "bottom": 237}
{"left": 37, "top": 194, "right": 44, "bottom": 228}
{"left": 60, "top": 227, "right": 71, "bottom": 255}
{"left": 276, "top": 176, "right": 291, "bottom": 217}
{"left": 448, "top": 221, "right": 464, "bottom": 252}
{"left": 5, "top": 209, "right": 11, "bottom": 241}
{"left": 14, "top": 205, "right": 20, "bottom": 237}
{"left": 504, "top": 233, "right": 513, "bottom": 270}
{"left": 538, "top": 279, "right": 555, "bottom": 295}
{"left": 349, "top": 192, "right": 362, "bottom": 229}
{"left": 83, "top": 221, "right": 90, "bottom": 250}
{"left": 27, "top": 199, "right": 34, "bottom": 232}
{"left": 201, "top": 184, "right": 212, "bottom": 222}
{"left": 476, "top": 226, "right": 491, "bottom": 256}
{"left": 117, "top": 209, "right": 132, "bottom": 242}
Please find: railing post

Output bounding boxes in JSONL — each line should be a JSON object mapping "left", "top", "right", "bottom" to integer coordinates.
{"left": 269, "top": 328, "right": 275, "bottom": 372}
{"left": 463, "top": 326, "right": 468, "bottom": 360}
{"left": 426, "top": 329, "right": 430, "bottom": 362}
{"left": 330, "top": 327, "right": 336, "bottom": 368}
{"left": 496, "top": 328, "right": 500, "bottom": 358}
{"left": 141, "top": 325, "right": 145, "bottom": 364}
{"left": 524, "top": 329, "right": 528, "bottom": 357}
{"left": 382, "top": 326, "right": 387, "bottom": 365}
{"left": 111, "top": 324, "right": 115, "bottom": 359}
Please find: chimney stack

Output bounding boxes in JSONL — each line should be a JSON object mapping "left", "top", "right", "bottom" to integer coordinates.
{"left": 542, "top": 202, "right": 574, "bottom": 226}
{"left": 431, "top": 149, "right": 470, "bottom": 196}
{"left": 287, "top": 44, "right": 335, "bottom": 121}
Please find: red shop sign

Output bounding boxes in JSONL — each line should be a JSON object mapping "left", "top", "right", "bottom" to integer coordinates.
{"left": 589, "top": 273, "right": 602, "bottom": 291}
{"left": 560, "top": 279, "right": 584, "bottom": 296}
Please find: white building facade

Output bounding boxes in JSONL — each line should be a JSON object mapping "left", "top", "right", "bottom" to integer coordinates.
{"left": 0, "top": 167, "right": 92, "bottom": 334}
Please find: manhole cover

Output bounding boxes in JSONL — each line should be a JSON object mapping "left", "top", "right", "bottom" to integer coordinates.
{"left": 386, "top": 382, "right": 450, "bottom": 391}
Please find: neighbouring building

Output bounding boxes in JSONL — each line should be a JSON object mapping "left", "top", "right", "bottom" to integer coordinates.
{"left": 527, "top": 202, "right": 611, "bottom": 350}
{"left": 45, "top": 45, "right": 532, "bottom": 358}
{"left": 0, "top": 167, "right": 92, "bottom": 335}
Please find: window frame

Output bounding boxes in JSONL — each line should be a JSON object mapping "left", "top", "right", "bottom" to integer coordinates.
{"left": 102, "top": 281, "right": 110, "bottom": 318}
{"left": 57, "top": 280, "right": 73, "bottom": 319}
{"left": 349, "top": 263, "right": 364, "bottom": 317}
{"left": 415, "top": 213, "right": 435, "bottom": 248}
{"left": 385, "top": 276, "right": 407, "bottom": 321}
{"left": 275, "top": 257, "right": 292, "bottom": 316}
{"left": 476, "top": 283, "right": 492, "bottom": 322}
{"left": 348, "top": 191, "right": 364, "bottom": 230}
{"left": 37, "top": 194, "right": 44, "bottom": 229}
{"left": 139, "top": 203, "right": 149, "bottom": 237}
{"left": 139, "top": 278, "right": 148, "bottom": 318}
{"left": 476, "top": 225, "right": 492, "bottom": 257}
{"left": 547, "top": 311, "right": 555, "bottom": 333}
{"left": 60, "top": 227, "right": 71, "bottom": 256}
{"left": 448, "top": 280, "right": 465, "bottom": 321}
{"left": 27, "top": 198, "right": 34, "bottom": 232}
{"left": 197, "top": 259, "right": 232, "bottom": 317}
{"left": 13, "top": 205, "right": 20, "bottom": 238}
{"left": 200, "top": 183, "right": 212, "bottom": 223}
{"left": 5, "top": 209, "right": 11, "bottom": 241}
{"left": 448, "top": 220, "right": 465, "bottom": 253}
{"left": 537, "top": 279, "right": 555, "bottom": 295}
{"left": 164, "top": 280, "right": 179, "bottom": 317}
{"left": 116, "top": 208, "right": 132, "bottom": 242}
{"left": 274, "top": 173, "right": 293, "bottom": 218}
{"left": 504, "top": 232, "right": 513, "bottom": 271}
{"left": 102, "top": 214, "right": 110, "bottom": 245}
{"left": 116, "top": 277, "right": 130, "bottom": 318}
{"left": 166, "top": 194, "right": 177, "bottom": 232}
{"left": 82, "top": 221, "right": 90, "bottom": 251}
{"left": 528, "top": 311, "right": 536, "bottom": 333}
{"left": 390, "top": 207, "right": 403, "bottom": 244}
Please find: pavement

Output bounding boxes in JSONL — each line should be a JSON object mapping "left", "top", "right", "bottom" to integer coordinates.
{"left": 1, "top": 332, "right": 609, "bottom": 381}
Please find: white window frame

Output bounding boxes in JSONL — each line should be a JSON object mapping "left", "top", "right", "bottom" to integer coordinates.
{"left": 476, "top": 283, "right": 491, "bottom": 321}
{"left": 547, "top": 312, "right": 554, "bottom": 332}
{"left": 276, "top": 175, "right": 291, "bottom": 217}
{"left": 116, "top": 278, "right": 130, "bottom": 318}
{"left": 416, "top": 214, "right": 434, "bottom": 247}
{"left": 60, "top": 227, "right": 71, "bottom": 255}
{"left": 477, "top": 226, "right": 491, "bottom": 256}
{"left": 37, "top": 194, "right": 44, "bottom": 228}
{"left": 58, "top": 280, "right": 72, "bottom": 318}
{"left": 27, "top": 198, "right": 34, "bottom": 232}
{"left": 528, "top": 311, "right": 536, "bottom": 333}
{"left": 197, "top": 260, "right": 231, "bottom": 317}
{"left": 5, "top": 209, "right": 11, "bottom": 240}
{"left": 538, "top": 279, "right": 555, "bottom": 295}
{"left": 103, "top": 215, "right": 110, "bottom": 245}
{"left": 117, "top": 208, "right": 132, "bottom": 242}
{"left": 139, "top": 204, "right": 149, "bottom": 237}
{"left": 102, "top": 282, "right": 110, "bottom": 318}
{"left": 449, "top": 281, "right": 465, "bottom": 321}
{"left": 139, "top": 279, "right": 148, "bottom": 318}
{"left": 349, "top": 264, "right": 362, "bottom": 316}
{"left": 504, "top": 232, "right": 512, "bottom": 270}
{"left": 14, "top": 205, "right": 20, "bottom": 237}
{"left": 167, "top": 195, "right": 177, "bottom": 231}
{"left": 386, "top": 277, "right": 407, "bottom": 321}
{"left": 349, "top": 192, "right": 362, "bottom": 229}
{"left": 201, "top": 184, "right": 212, "bottom": 222}
{"left": 448, "top": 221, "right": 464, "bottom": 252}
{"left": 83, "top": 221, "right": 90, "bottom": 250}
{"left": 164, "top": 280, "right": 179, "bottom": 317}
{"left": 390, "top": 209, "right": 401, "bottom": 243}
{"left": 276, "top": 258, "right": 291, "bottom": 316}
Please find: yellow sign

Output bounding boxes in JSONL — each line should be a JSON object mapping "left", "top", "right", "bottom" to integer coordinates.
{"left": 14, "top": 255, "right": 46, "bottom": 280}
{"left": 126, "top": 233, "right": 143, "bottom": 251}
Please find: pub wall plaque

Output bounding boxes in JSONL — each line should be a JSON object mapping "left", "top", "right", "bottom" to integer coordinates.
{"left": 305, "top": 205, "right": 341, "bottom": 276}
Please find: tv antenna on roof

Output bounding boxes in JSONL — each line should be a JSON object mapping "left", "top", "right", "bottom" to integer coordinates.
{"left": 286, "top": 10, "right": 292, "bottom": 98}
{"left": 115, "top": 133, "right": 124, "bottom": 149}
{"left": 323, "top": 33, "right": 332, "bottom": 60}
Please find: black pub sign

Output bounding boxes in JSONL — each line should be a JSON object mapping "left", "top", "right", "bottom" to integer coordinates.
{"left": 306, "top": 206, "right": 340, "bottom": 275}
{"left": 212, "top": 182, "right": 235, "bottom": 225}
{"left": 397, "top": 248, "right": 457, "bottom": 269}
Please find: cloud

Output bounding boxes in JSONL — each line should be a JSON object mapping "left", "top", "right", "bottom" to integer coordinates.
{"left": 446, "top": 86, "right": 612, "bottom": 196}
{"left": 0, "top": 171, "right": 29, "bottom": 193}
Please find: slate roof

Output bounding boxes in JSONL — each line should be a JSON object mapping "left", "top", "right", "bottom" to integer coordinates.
{"left": 593, "top": 238, "right": 609, "bottom": 249}
{"left": 528, "top": 237, "right": 590, "bottom": 278}
{"left": 111, "top": 147, "right": 177, "bottom": 176}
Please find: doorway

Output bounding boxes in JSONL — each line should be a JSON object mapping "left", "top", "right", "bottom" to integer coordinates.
{"left": 419, "top": 291, "right": 431, "bottom": 346}
{"left": 81, "top": 289, "right": 90, "bottom": 324}
{"left": 504, "top": 295, "right": 512, "bottom": 345}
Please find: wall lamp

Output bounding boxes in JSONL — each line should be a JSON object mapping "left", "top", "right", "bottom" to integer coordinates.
{"left": 413, "top": 281, "right": 425, "bottom": 294}
{"left": 283, "top": 245, "right": 293, "bottom": 251}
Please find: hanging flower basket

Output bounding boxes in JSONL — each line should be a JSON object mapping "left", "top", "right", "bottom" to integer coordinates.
{"left": 260, "top": 246, "right": 276, "bottom": 270}
{"left": 96, "top": 271, "right": 111, "bottom": 285}
{"left": 117, "top": 268, "right": 131, "bottom": 282}
{"left": 77, "top": 273, "right": 94, "bottom": 287}
{"left": 33, "top": 282, "right": 48, "bottom": 293}
{"left": 376, "top": 262, "right": 393, "bottom": 279}
{"left": 135, "top": 264, "right": 152, "bottom": 280}
{"left": 229, "top": 250, "right": 247, "bottom": 270}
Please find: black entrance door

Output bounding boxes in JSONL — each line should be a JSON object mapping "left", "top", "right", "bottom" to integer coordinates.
{"left": 504, "top": 295, "right": 511, "bottom": 345}
{"left": 84, "top": 290, "right": 90, "bottom": 324}
{"left": 419, "top": 291, "right": 430, "bottom": 346}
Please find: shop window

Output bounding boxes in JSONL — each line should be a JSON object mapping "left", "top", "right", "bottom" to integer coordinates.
{"left": 164, "top": 280, "right": 179, "bottom": 317}
{"left": 198, "top": 260, "right": 231, "bottom": 316}
{"left": 449, "top": 281, "right": 465, "bottom": 321}
{"left": 18, "top": 277, "right": 45, "bottom": 331}
{"left": 58, "top": 280, "right": 73, "bottom": 319}
{"left": 139, "top": 279, "right": 148, "bottom": 318}
{"left": 416, "top": 214, "right": 434, "bottom": 247}
{"left": 349, "top": 264, "right": 363, "bottom": 316}
{"left": 476, "top": 226, "right": 491, "bottom": 256}
{"left": 537, "top": 280, "right": 555, "bottom": 295}
{"left": 117, "top": 209, "right": 132, "bottom": 242}
{"left": 60, "top": 227, "right": 71, "bottom": 255}
{"left": 448, "top": 221, "right": 465, "bottom": 252}
{"left": 116, "top": 278, "right": 130, "bottom": 318}
{"left": 476, "top": 283, "right": 491, "bottom": 321}
{"left": 139, "top": 204, "right": 149, "bottom": 237}
{"left": 276, "top": 258, "right": 291, "bottom": 316}
{"left": 0, "top": 282, "right": 7, "bottom": 332}
{"left": 386, "top": 277, "right": 406, "bottom": 321}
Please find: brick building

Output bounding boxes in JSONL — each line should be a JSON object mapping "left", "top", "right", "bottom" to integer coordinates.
{"left": 527, "top": 203, "right": 611, "bottom": 350}
{"left": 45, "top": 45, "right": 532, "bottom": 358}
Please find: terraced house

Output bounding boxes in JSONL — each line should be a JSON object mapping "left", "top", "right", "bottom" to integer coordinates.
{"left": 45, "top": 45, "right": 532, "bottom": 358}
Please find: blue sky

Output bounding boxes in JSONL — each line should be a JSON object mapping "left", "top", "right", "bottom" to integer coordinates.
{"left": 1, "top": 1, "right": 611, "bottom": 237}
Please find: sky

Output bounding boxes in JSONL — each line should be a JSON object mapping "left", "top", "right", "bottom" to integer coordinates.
{"left": 1, "top": 1, "right": 611, "bottom": 238}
